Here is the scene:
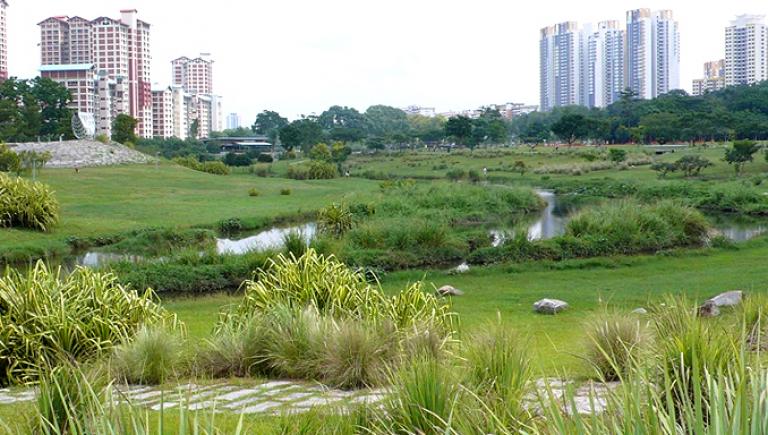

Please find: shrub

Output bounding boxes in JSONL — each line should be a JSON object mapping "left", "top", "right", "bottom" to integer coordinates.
{"left": 252, "top": 164, "right": 271, "bottom": 177}
{"left": 201, "top": 160, "right": 230, "bottom": 175}
{"left": 318, "top": 203, "right": 354, "bottom": 238}
{"left": 446, "top": 169, "right": 466, "bottom": 181}
{"left": 675, "top": 155, "right": 712, "bottom": 177}
{"left": 308, "top": 160, "right": 338, "bottom": 179}
{"left": 172, "top": 156, "right": 203, "bottom": 171}
{"left": 287, "top": 164, "right": 309, "bottom": 180}
{"left": 223, "top": 152, "right": 252, "bottom": 167}
{"left": 111, "top": 326, "right": 184, "bottom": 385}
{"left": 95, "top": 133, "right": 110, "bottom": 144}
{"left": 651, "top": 161, "right": 678, "bottom": 178}
{"left": 248, "top": 188, "right": 260, "bottom": 197}
{"left": 608, "top": 148, "right": 627, "bottom": 163}
{"left": 0, "top": 173, "right": 60, "bottom": 231}
{"left": 256, "top": 153, "right": 274, "bottom": 163}
{"left": 35, "top": 362, "right": 108, "bottom": 434}
{"left": 218, "top": 217, "right": 243, "bottom": 233}
{"left": 584, "top": 314, "right": 646, "bottom": 381}
{"left": 0, "top": 262, "right": 174, "bottom": 385}
{"left": 0, "top": 143, "right": 20, "bottom": 173}
{"left": 283, "top": 230, "right": 308, "bottom": 257}
{"left": 280, "top": 188, "right": 292, "bottom": 196}
{"left": 565, "top": 200, "right": 710, "bottom": 254}
{"left": 320, "top": 319, "right": 394, "bottom": 389}
{"left": 468, "top": 169, "right": 481, "bottom": 183}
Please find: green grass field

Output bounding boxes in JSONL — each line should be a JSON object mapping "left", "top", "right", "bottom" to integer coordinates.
{"left": 0, "top": 163, "right": 379, "bottom": 261}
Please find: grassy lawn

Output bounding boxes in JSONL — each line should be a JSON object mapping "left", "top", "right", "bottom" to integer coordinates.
{"left": 345, "top": 145, "right": 768, "bottom": 184}
{"left": 0, "top": 163, "right": 379, "bottom": 261}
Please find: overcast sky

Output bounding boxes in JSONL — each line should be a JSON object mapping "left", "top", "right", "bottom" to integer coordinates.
{"left": 7, "top": 0, "right": 768, "bottom": 124}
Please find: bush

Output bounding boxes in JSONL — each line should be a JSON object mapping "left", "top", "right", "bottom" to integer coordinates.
{"left": 35, "top": 362, "right": 108, "bottom": 434}
{"left": 201, "top": 160, "right": 230, "bottom": 175}
{"left": 608, "top": 148, "right": 627, "bottom": 163}
{"left": 283, "top": 230, "right": 308, "bottom": 257}
{"left": 0, "top": 262, "right": 174, "bottom": 385}
{"left": 218, "top": 217, "right": 243, "bottom": 233}
{"left": 0, "top": 173, "right": 60, "bottom": 231}
{"left": 318, "top": 203, "right": 354, "bottom": 238}
{"left": 308, "top": 161, "right": 338, "bottom": 179}
{"left": 95, "top": 134, "right": 110, "bottom": 144}
{"left": 223, "top": 152, "right": 252, "bottom": 167}
{"left": 280, "top": 188, "right": 292, "bottom": 196}
{"left": 252, "top": 164, "right": 271, "bottom": 177}
{"left": 468, "top": 169, "right": 481, "bottom": 183}
{"left": 111, "top": 326, "right": 184, "bottom": 385}
{"left": 256, "top": 153, "right": 274, "bottom": 163}
{"left": 248, "top": 188, "right": 260, "bottom": 197}
{"left": 565, "top": 200, "right": 710, "bottom": 254}
{"left": 446, "top": 169, "right": 466, "bottom": 181}
{"left": 585, "top": 314, "right": 646, "bottom": 381}
{"left": 0, "top": 143, "right": 20, "bottom": 173}
{"left": 286, "top": 164, "right": 309, "bottom": 180}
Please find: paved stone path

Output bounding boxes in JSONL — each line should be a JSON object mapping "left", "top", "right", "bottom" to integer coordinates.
{"left": 0, "top": 379, "right": 616, "bottom": 416}
{"left": 10, "top": 140, "right": 154, "bottom": 168}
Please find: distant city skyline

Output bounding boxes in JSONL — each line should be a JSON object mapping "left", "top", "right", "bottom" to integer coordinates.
{"left": 5, "top": 0, "right": 768, "bottom": 123}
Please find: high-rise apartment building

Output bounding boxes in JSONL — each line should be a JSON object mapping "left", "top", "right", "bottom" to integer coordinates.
{"left": 692, "top": 60, "right": 725, "bottom": 96}
{"left": 725, "top": 15, "right": 768, "bottom": 87}
{"left": 625, "top": 9, "right": 680, "bottom": 100}
{"left": 539, "top": 22, "right": 583, "bottom": 111}
{"left": 151, "top": 86, "right": 174, "bottom": 139}
{"left": 38, "top": 10, "right": 153, "bottom": 138}
{"left": 226, "top": 113, "right": 241, "bottom": 130}
{"left": 587, "top": 21, "right": 625, "bottom": 108}
{"left": 0, "top": 1, "right": 8, "bottom": 81}
{"left": 172, "top": 55, "right": 214, "bottom": 94}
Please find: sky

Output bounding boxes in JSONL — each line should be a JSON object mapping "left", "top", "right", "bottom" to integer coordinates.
{"left": 7, "top": 0, "right": 768, "bottom": 124}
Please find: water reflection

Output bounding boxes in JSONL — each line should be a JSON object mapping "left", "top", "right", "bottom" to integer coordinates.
{"left": 526, "top": 190, "right": 571, "bottom": 241}
{"left": 216, "top": 223, "right": 317, "bottom": 255}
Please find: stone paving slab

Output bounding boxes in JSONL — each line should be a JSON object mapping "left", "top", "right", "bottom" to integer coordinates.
{"left": 0, "top": 378, "right": 618, "bottom": 417}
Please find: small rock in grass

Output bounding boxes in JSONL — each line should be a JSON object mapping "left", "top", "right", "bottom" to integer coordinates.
{"left": 436, "top": 285, "right": 464, "bottom": 297}
{"left": 534, "top": 299, "right": 569, "bottom": 315}
{"left": 708, "top": 290, "right": 743, "bottom": 308}
{"left": 631, "top": 308, "right": 648, "bottom": 315}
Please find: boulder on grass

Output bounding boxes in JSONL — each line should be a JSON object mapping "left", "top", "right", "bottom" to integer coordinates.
{"left": 708, "top": 291, "right": 743, "bottom": 308}
{"left": 436, "top": 285, "right": 464, "bottom": 297}
{"left": 631, "top": 308, "right": 648, "bottom": 315}
{"left": 534, "top": 299, "right": 569, "bottom": 315}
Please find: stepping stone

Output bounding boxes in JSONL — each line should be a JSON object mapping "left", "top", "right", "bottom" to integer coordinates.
{"left": 281, "top": 392, "right": 315, "bottom": 402}
{"left": 128, "top": 390, "right": 164, "bottom": 402}
{"left": 216, "top": 389, "right": 264, "bottom": 402}
{"left": 292, "top": 396, "right": 343, "bottom": 408}
{"left": 257, "top": 381, "right": 296, "bottom": 389}
{"left": 150, "top": 401, "right": 179, "bottom": 411}
{"left": 234, "top": 401, "right": 282, "bottom": 414}
{"left": 184, "top": 386, "right": 237, "bottom": 403}
{"left": 223, "top": 396, "right": 270, "bottom": 410}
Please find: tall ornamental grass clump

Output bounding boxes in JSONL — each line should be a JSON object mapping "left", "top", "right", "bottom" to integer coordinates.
{"left": 203, "top": 250, "right": 453, "bottom": 387}
{"left": 111, "top": 326, "right": 185, "bottom": 385}
{"left": 0, "top": 262, "right": 175, "bottom": 385}
{"left": 565, "top": 200, "right": 710, "bottom": 254}
{"left": 0, "top": 172, "right": 59, "bottom": 231}
{"left": 584, "top": 314, "right": 647, "bottom": 381}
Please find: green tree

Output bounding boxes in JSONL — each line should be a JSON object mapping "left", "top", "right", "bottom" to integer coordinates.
{"left": 0, "top": 143, "right": 20, "bottom": 173}
{"left": 675, "top": 155, "right": 712, "bottom": 177}
{"left": 445, "top": 116, "right": 474, "bottom": 146}
{"left": 279, "top": 117, "right": 324, "bottom": 152}
{"left": 551, "top": 113, "right": 589, "bottom": 145}
{"left": 408, "top": 115, "right": 446, "bottom": 143}
{"left": 364, "top": 105, "right": 408, "bottom": 138}
{"left": 251, "top": 110, "right": 288, "bottom": 143}
{"left": 189, "top": 119, "right": 200, "bottom": 139}
{"left": 640, "top": 112, "right": 680, "bottom": 144}
{"left": 318, "top": 106, "right": 367, "bottom": 142}
{"left": 651, "top": 162, "right": 678, "bottom": 178}
{"left": 112, "top": 114, "right": 138, "bottom": 145}
{"left": 725, "top": 140, "right": 760, "bottom": 175}
{"left": 330, "top": 141, "right": 351, "bottom": 164}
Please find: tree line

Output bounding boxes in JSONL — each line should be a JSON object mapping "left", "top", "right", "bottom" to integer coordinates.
{"left": 0, "top": 78, "right": 73, "bottom": 143}
{"left": 513, "top": 83, "right": 768, "bottom": 145}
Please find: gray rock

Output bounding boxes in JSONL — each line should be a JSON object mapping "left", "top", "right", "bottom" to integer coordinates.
{"left": 708, "top": 291, "right": 743, "bottom": 307}
{"left": 534, "top": 299, "right": 569, "bottom": 315}
{"left": 9, "top": 140, "right": 154, "bottom": 168}
{"left": 436, "top": 285, "right": 464, "bottom": 297}
{"left": 698, "top": 301, "right": 720, "bottom": 318}
{"left": 631, "top": 308, "right": 648, "bottom": 315}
